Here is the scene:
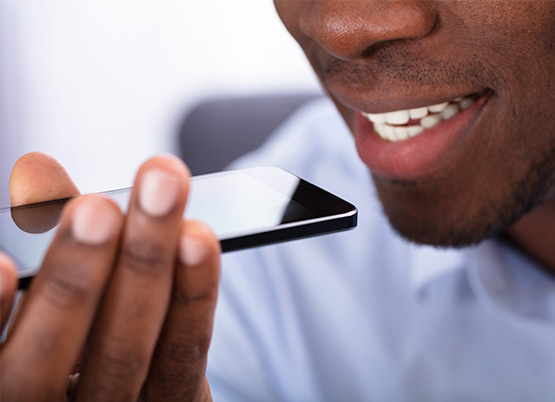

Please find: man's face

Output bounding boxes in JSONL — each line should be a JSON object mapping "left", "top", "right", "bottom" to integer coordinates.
{"left": 275, "top": 0, "right": 555, "bottom": 247}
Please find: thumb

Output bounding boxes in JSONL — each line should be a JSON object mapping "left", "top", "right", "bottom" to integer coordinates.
{"left": 9, "top": 152, "right": 80, "bottom": 207}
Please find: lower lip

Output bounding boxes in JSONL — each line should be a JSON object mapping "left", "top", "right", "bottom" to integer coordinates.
{"left": 353, "top": 92, "right": 492, "bottom": 180}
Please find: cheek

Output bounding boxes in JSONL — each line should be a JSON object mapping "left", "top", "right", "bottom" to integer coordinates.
{"left": 453, "top": 1, "right": 555, "bottom": 89}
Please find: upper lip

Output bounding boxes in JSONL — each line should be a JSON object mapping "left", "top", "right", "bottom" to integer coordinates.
{"left": 326, "top": 85, "right": 488, "bottom": 115}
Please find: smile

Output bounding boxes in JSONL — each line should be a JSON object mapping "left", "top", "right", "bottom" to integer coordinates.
{"left": 352, "top": 90, "right": 493, "bottom": 179}
{"left": 361, "top": 95, "right": 480, "bottom": 142}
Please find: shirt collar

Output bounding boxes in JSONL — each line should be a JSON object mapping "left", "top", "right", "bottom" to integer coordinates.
{"left": 408, "top": 237, "right": 555, "bottom": 324}
{"left": 408, "top": 242, "right": 466, "bottom": 292}
{"left": 466, "top": 239, "right": 555, "bottom": 324}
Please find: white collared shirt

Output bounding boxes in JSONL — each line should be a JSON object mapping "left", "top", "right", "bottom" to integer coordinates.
{"left": 206, "top": 98, "right": 555, "bottom": 402}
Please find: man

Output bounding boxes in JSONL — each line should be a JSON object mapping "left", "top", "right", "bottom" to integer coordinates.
{"left": 1, "top": 0, "right": 554, "bottom": 400}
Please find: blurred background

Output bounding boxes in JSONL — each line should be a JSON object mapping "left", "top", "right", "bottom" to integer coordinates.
{"left": 0, "top": 0, "right": 321, "bottom": 207}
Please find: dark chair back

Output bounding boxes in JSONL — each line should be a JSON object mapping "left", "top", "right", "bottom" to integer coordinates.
{"left": 177, "top": 93, "right": 321, "bottom": 175}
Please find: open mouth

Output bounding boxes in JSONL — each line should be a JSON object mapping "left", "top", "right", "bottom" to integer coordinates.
{"left": 361, "top": 93, "right": 484, "bottom": 142}
{"left": 352, "top": 90, "right": 493, "bottom": 179}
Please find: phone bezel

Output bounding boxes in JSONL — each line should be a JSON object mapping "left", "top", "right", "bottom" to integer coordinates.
{"left": 1, "top": 167, "right": 357, "bottom": 289}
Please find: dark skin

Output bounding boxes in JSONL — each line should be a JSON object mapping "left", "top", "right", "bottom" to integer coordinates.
{"left": 1, "top": 153, "right": 218, "bottom": 401}
{"left": 0, "top": 0, "right": 554, "bottom": 400}
{"left": 274, "top": 0, "right": 555, "bottom": 271}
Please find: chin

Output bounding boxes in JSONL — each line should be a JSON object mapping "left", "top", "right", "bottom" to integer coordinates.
{"left": 382, "top": 208, "right": 496, "bottom": 249}
{"left": 376, "top": 174, "right": 553, "bottom": 250}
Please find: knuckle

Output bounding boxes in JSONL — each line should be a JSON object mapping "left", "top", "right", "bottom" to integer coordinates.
{"left": 94, "top": 335, "right": 149, "bottom": 383}
{"left": 173, "top": 285, "right": 216, "bottom": 305}
{"left": 42, "top": 266, "right": 98, "bottom": 308}
{"left": 119, "top": 240, "right": 171, "bottom": 277}
{"left": 159, "top": 336, "right": 211, "bottom": 367}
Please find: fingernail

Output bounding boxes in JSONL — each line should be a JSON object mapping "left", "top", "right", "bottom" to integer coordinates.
{"left": 72, "top": 200, "right": 119, "bottom": 245}
{"left": 139, "top": 168, "right": 180, "bottom": 217}
{"left": 179, "top": 234, "right": 209, "bottom": 266}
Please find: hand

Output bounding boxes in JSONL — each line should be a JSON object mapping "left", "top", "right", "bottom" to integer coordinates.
{"left": 0, "top": 152, "right": 220, "bottom": 401}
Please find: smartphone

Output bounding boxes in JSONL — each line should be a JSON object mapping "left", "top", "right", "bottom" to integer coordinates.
{"left": 0, "top": 166, "right": 357, "bottom": 289}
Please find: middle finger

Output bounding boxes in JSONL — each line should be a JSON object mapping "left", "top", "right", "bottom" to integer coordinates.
{"left": 75, "top": 156, "right": 190, "bottom": 401}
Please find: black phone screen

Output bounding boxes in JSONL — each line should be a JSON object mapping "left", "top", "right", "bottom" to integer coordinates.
{"left": 1, "top": 167, "right": 357, "bottom": 287}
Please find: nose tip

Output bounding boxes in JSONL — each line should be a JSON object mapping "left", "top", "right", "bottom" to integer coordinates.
{"left": 300, "top": 0, "right": 438, "bottom": 60}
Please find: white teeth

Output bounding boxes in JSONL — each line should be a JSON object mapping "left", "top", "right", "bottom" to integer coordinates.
{"left": 374, "top": 123, "right": 412, "bottom": 142}
{"left": 409, "top": 107, "right": 428, "bottom": 120}
{"left": 428, "top": 102, "right": 449, "bottom": 113}
{"left": 363, "top": 112, "right": 386, "bottom": 124}
{"left": 420, "top": 114, "right": 442, "bottom": 129}
{"left": 439, "top": 104, "right": 460, "bottom": 120}
{"left": 459, "top": 98, "right": 474, "bottom": 110}
{"left": 394, "top": 126, "right": 409, "bottom": 141}
{"left": 407, "top": 125, "right": 424, "bottom": 137}
{"left": 384, "top": 110, "right": 410, "bottom": 125}
{"left": 363, "top": 95, "right": 478, "bottom": 142}
{"left": 384, "top": 125, "right": 397, "bottom": 140}
{"left": 374, "top": 122, "right": 387, "bottom": 137}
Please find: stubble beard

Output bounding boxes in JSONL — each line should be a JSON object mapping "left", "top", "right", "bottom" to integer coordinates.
{"left": 374, "top": 142, "right": 555, "bottom": 249}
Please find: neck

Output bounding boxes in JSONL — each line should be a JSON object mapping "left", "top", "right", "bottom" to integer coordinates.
{"left": 505, "top": 196, "right": 555, "bottom": 275}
